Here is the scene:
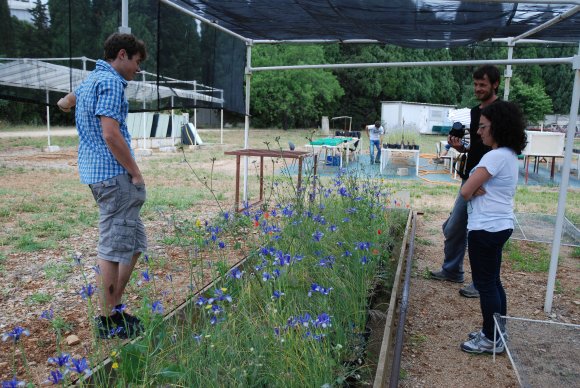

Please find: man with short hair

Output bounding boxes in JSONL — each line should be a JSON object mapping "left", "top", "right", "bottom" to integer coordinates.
{"left": 58, "top": 33, "right": 148, "bottom": 338}
{"left": 430, "top": 65, "right": 501, "bottom": 298}
{"left": 366, "top": 120, "right": 385, "bottom": 164}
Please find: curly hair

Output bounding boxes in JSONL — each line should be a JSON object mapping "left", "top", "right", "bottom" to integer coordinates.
{"left": 481, "top": 101, "right": 527, "bottom": 154}
{"left": 104, "top": 33, "right": 147, "bottom": 62}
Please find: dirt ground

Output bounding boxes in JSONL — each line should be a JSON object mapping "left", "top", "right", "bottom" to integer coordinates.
{"left": 0, "top": 142, "right": 578, "bottom": 387}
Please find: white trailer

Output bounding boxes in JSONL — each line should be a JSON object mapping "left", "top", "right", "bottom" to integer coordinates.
{"left": 380, "top": 101, "right": 456, "bottom": 134}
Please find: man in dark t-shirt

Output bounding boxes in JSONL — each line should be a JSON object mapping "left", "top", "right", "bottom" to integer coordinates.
{"left": 430, "top": 65, "right": 501, "bottom": 298}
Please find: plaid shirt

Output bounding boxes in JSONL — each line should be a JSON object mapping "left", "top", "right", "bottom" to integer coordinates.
{"left": 75, "top": 60, "right": 133, "bottom": 184}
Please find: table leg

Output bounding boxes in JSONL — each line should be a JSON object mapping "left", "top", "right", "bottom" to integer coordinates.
{"left": 525, "top": 156, "right": 529, "bottom": 184}
{"left": 415, "top": 151, "right": 420, "bottom": 176}
{"left": 297, "top": 157, "right": 303, "bottom": 191}
{"left": 550, "top": 156, "right": 555, "bottom": 180}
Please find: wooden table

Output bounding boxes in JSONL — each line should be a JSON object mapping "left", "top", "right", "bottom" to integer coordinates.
{"left": 224, "top": 149, "right": 316, "bottom": 212}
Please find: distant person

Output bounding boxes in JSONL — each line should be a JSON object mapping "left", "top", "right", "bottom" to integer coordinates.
{"left": 430, "top": 65, "right": 501, "bottom": 298}
{"left": 366, "top": 120, "right": 385, "bottom": 164}
{"left": 57, "top": 33, "right": 148, "bottom": 339}
{"left": 460, "top": 101, "right": 527, "bottom": 354}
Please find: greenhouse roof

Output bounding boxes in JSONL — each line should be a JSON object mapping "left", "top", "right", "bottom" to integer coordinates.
{"left": 0, "top": 58, "right": 224, "bottom": 105}
{"left": 164, "top": 0, "right": 580, "bottom": 48}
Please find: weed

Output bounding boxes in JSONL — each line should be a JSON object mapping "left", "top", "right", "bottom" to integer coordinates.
{"left": 25, "top": 292, "right": 53, "bottom": 305}
{"left": 415, "top": 237, "right": 433, "bottom": 246}
{"left": 555, "top": 280, "right": 563, "bottom": 294}
{"left": 409, "top": 333, "right": 428, "bottom": 346}
{"left": 44, "top": 262, "right": 73, "bottom": 282}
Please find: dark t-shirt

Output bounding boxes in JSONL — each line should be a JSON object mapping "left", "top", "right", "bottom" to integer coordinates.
{"left": 464, "top": 99, "right": 498, "bottom": 177}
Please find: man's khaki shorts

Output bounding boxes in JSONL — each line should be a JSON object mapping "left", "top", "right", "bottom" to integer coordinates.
{"left": 89, "top": 173, "right": 147, "bottom": 264}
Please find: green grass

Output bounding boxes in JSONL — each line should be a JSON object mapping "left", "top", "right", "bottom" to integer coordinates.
{"left": 504, "top": 240, "right": 551, "bottom": 272}
{"left": 0, "top": 136, "right": 78, "bottom": 151}
{"left": 25, "top": 292, "right": 53, "bottom": 305}
{"left": 44, "top": 262, "right": 74, "bottom": 282}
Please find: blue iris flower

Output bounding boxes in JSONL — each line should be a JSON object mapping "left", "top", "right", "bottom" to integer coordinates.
{"left": 312, "top": 230, "right": 324, "bottom": 242}
{"left": 1, "top": 376, "right": 26, "bottom": 388}
{"left": 151, "top": 301, "right": 164, "bottom": 314}
{"left": 262, "top": 272, "right": 271, "bottom": 281}
{"left": 192, "top": 333, "right": 202, "bottom": 344}
{"left": 68, "top": 357, "right": 91, "bottom": 376}
{"left": 195, "top": 296, "right": 208, "bottom": 307}
{"left": 328, "top": 224, "right": 338, "bottom": 232}
{"left": 40, "top": 309, "right": 54, "bottom": 321}
{"left": 314, "top": 313, "right": 332, "bottom": 328}
{"left": 228, "top": 267, "right": 244, "bottom": 279}
{"left": 272, "top": 290, "right": 284, "bottom": 300}
{"left": 48, "top": 353, "right": 70, "bottom": 367}
{"left": 112, "top": 304, "right": 126, "bottom": 314}
{"left": 72, "top": 253, "right": 82, "bottom": 266}
{"left": 79, "top": 284, "right": 96, "bottom": 300}
{"left": 361, "top": 256, "right": 369, "bottom": 265}
{"left": 218, "top": 241, "right": 226, "bottom": 249}
{"left": 141, "top": 270, "right": 151, "bottom": 282}
{"left": 91, "top": 265, "right": 101, "bottom": 274}
{"left": 47, "top": 370, "right": 63, "bottom": 385}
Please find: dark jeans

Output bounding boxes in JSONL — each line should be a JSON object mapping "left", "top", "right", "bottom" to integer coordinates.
{"left": 441, "top": 186, "right": 468, "bottom": 279}
{"left": 468, "top": 228, "right": 512, "bottom": 339}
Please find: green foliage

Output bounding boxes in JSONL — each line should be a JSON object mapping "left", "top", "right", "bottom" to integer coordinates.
{"left": 44, "top": 262, "right": 73, "bottom": 282}
{"left": 25, "top": 292, "right": 53, "bottom": 305}
{"left": 504, "top": 240, "right": 550, "bottom": 272}
{"left": 509, "top": 76, "right": 553, "bottom": 124}
{"left": 251, "top": 45, "right": 344, "bottom": 129}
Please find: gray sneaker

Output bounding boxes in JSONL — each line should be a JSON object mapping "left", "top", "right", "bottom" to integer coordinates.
{"left": 468, "top": 329, "right": 508, "bottom": 342}
{"left": 461, "top": 331, "right": 505, "bottom": 354}
{"left": 429, "top": 269, "right": 464, "bottom": 283}
{"left": 459, "top": 282, "right": 479, "bottom": 298}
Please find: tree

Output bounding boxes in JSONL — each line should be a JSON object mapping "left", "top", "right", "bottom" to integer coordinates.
{"left": 509, "top": 76, "right": 553, "bottom": 124}
{"left": 251, "top": 45, "right": 344, "bottom": 129}
{"left": 0, "top": 0, "right": 14, "bottom": 56}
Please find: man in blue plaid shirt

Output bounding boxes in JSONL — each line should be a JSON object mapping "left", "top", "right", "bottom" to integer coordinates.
{"left": 58, "top": 33, "right": 147, "bottom": 339}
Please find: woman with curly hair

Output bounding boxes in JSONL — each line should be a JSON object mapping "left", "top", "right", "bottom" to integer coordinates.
{"left": 459, "top": 100, "right": 527, "bottom": 354}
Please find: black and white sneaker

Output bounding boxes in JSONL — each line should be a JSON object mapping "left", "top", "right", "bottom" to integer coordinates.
{"left": 461, "top": 331, "right": 504, "bottom": 354}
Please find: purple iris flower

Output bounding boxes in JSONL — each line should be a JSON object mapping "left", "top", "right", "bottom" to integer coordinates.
{"left": 141, "top": 270, "right": 151, "bottom": 282}
{"left": 1, "top": 327, "right": 29, "bottom": 343}
{"left": 218, "top": 241, "right": 226, "bottom": 249}
{"left": 48, "top": 353, "right": 70, "bottom": 367}
{"left": 47, "top": 370, "right": 63, "bottom": 385}
{"left": 40, "top": 309, "right": 54, "bottom": 320}
{"left": 1, "top": 376, "right": 26, "bottom": 387}
{"left": 80, "top": 284, "right": 96, "bottom": 299}
{"left": 262, "top": 272, "right": 271, "bottom": 281}
{"left": 272, "top": 290, "right": 284, "bottom": 300}
{"left": 112, "top": 304, "right": 126, "bottom": 314}
{"left": 228, "top": 267, "right": 244, "bottom": 280}
{"left": 151, "top": 301, "right": 164, "bottom": 314}
{"left": 195, "top": 296, "right": 208, "bottom": 307}
{"left": 68, "top": 357, "right": 91, "bottom": 376}
{"left": 312, "top": 230, "right": 324, "bottom": 242}
{"left": 360, "top": 256, "right": 369, "bottom": 265}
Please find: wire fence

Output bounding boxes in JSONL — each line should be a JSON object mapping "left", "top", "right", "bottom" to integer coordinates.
{"left": 495, "top": 315, "right": 580, "bottom": 387}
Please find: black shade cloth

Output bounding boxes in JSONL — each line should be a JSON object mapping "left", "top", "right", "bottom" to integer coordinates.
{"left": 167, "top": 0, "right": 580, "bottom": 48}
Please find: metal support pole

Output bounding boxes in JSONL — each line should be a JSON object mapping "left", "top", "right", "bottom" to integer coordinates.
{"left": 544, "top": 51, "right": 580, "bottom": 313}
{"left": 46, "top": 89, "right": 51, "bottom": 147}
{"left": 243, "top": 43, "right": 252, "bottom": 206}
{"left": 171, "top": 96, "right": 175, "bottom": 146}
{"left": 119, "top": 0, "right": 131, "bottom": 34}
{"left": 194, "top": 81, "right": 197, "bottom": 131}
{"left": 503, "top": 40, "right": 514, "bottom": 101}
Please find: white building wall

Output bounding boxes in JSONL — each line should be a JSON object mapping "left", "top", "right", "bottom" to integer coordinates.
{"left": 8, "top": 0, "right": 48, "bottom": 23}
{"left": 381, "top": 101, "right": 455, "bottom": 134}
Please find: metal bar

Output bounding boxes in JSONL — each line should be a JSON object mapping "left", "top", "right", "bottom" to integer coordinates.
{"left": 389, "top": 211, "right": 416, "bottom": 387}
{"left": 544, "top": 51, "right": 580, "bottom": 313}
{"left": 251, "top": 57, "right": 573, "bottom": 72}
{"left": 511, "top": 5, "right": 580, "bottom": 42}
{"left": 159, "top": 0, "right": 252, "bottom": 44}
{"left": 243, "top": 44, "right": 252, "bottom": 206}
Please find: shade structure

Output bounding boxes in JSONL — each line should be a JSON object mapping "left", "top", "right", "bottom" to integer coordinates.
{"left": 164, "top": 0, "right": 580, "bottom": 46}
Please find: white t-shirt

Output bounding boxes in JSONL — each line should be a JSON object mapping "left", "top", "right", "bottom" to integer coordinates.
{"left": 467, "top": 147, "right": 518, "bottom": 232}
{"left": 367, "top": 125, "right": 385, "bottom": 141}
